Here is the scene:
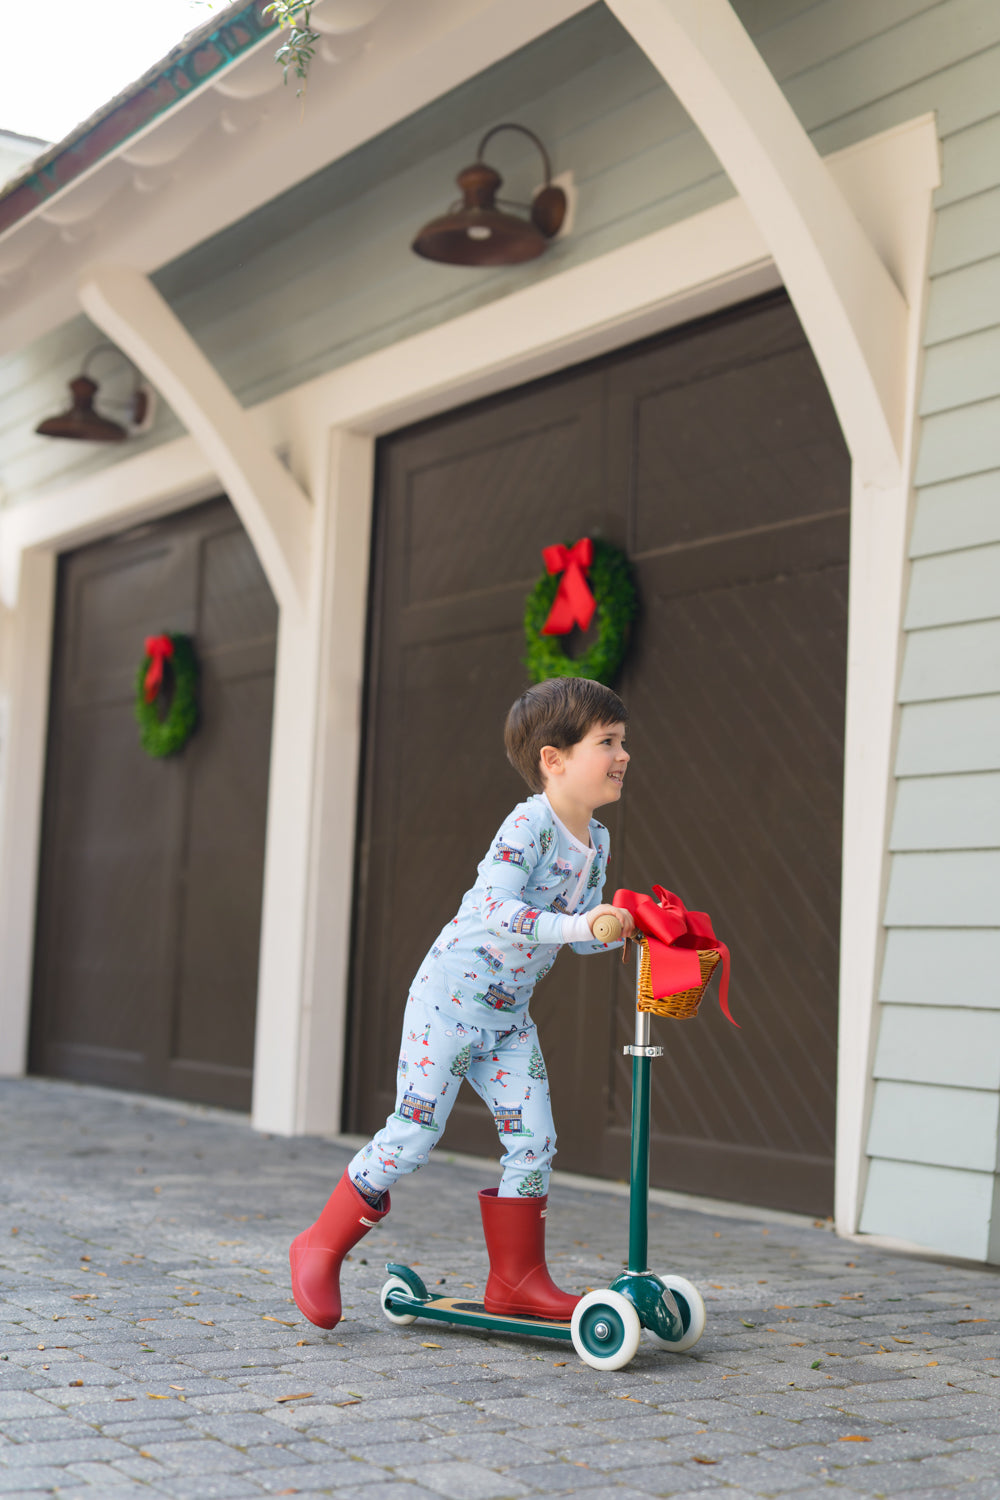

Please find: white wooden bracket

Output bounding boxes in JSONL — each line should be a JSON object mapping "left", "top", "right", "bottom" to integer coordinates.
{"left": 78, "top": 265, "right": 314, "bottom": 617}
{"left": 605, "top": 0, "right": 911, "bottom": 488}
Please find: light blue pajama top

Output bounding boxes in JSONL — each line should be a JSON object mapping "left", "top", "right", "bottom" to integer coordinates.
{"left": 412, "top": 792, "right": 619, "bottom": 1024}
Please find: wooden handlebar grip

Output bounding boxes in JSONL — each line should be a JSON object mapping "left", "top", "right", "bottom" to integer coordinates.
{"left": 592, "top": 913, "right": 623, "bottom": 943}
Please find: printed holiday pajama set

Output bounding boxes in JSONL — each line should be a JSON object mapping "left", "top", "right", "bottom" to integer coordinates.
{"left": 348, "top": 792, "right": 620, "bottom": 1205}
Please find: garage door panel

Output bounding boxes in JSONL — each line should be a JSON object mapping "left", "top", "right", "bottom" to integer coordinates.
{"left": 351, "top": 292, "right": 848, "bottom": 1213}
{"left": 30, "top": 498, "right": 275, "bottom": 1111}
{"left": 632, "top": 363, "right": 849, "bottom": 552}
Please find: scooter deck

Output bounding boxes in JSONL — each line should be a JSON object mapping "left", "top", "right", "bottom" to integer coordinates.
{"left": 388, "top": 1290, "right": 574, "bottom": 1342}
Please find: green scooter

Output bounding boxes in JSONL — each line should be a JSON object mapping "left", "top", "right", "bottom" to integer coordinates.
{"left": 378, "top": 921, "right": 713, "bottom": 1371}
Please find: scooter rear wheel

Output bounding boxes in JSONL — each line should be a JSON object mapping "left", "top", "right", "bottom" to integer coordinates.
{"left": 380, "top": 1274, "right": 418, "bottom": 1326}
{"left": 645, "top": 1273, "right": 706, "bottom": 1352}
{"left": 571, "top": 1289, "right": 642, "bottom": 1371}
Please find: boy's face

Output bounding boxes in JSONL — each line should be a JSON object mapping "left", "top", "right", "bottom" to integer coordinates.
{"left": 543, "top": 720, "right": 629, "bottom": 810}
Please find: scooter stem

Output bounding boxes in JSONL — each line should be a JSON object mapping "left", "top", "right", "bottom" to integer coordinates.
{"left": 628, "top": 951, "right": 652, "bottom": 1273}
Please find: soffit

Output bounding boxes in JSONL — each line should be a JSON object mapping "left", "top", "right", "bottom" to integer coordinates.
{"left": 0, "top": 0, "right": 592, "bottom": 353}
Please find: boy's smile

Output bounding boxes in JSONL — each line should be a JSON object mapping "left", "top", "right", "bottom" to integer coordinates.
{"left": 541, "top": 721, "right": 629, "bottom": 841}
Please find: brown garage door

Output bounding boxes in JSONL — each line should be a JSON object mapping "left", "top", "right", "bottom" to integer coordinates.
{"left": 347, "top": 291, "right": 849, "bottom": 1214}
{"left": 30, "top": 496, "right": 277, "bottom": 1111}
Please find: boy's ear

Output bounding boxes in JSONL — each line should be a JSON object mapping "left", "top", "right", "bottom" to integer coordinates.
{"left": 539, "top": 744, "right": 563, "bottom": 781}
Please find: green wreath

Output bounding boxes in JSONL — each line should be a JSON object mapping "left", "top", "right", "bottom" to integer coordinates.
{"left": 524, "top": 538, "right": 637, "bottom": 687}
{"left": 134, "top": 633, "right": 199, "bottom": 758}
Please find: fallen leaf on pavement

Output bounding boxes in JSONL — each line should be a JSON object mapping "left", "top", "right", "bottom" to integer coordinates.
{"left": 275, "top": 1392, "right": 314, "bottom": 1403}
{"left": 839, "top": 1435, "right": 870, "bottom": 1442}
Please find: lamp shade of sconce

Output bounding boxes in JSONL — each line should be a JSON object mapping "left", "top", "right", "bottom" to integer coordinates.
{"left": 35, "top": 345, "right": 149, "bottom": 442}
{"left": 412, "top": 123, "right": 567, "bottom": 267}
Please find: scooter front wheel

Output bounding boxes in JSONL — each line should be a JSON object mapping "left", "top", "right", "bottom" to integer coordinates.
{"left": 380, "top": 1274, "right": 418, "bottom": 1326}
{"left": 571, "top": 1289, "right": 642, "bottom": 1371}
{"left": 645, "top": 1273, "right": 706, "bottom": 1352}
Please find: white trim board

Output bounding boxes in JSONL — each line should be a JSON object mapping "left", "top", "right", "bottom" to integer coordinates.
{"left": 0, "top": 115, "right": 939, "bottom": 1240}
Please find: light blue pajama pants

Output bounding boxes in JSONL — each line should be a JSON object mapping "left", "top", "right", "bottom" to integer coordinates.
{"left": 348, "top": 996, "right": 557, "bottom": 1206}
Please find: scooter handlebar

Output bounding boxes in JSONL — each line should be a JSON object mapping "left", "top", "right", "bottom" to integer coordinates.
{"left": 592, "top": 913, "right": 623, "bottom": 943}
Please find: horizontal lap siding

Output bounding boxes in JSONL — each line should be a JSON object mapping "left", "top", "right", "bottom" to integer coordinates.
{"left": 859, "top": 16, "right": 1000, "bottom": 1251}
{"left": 860, "top": 1159, "right": 994, "bottom": 1261}
{"left": 895, "top": 696, "right": 1000, "bottom": 773}
{"left": 890, "top": 773, "right": 1000, "bottom": 850}
{"left": 867, "top": 1081, "right": 999, "bottom": 1173}
{"left": 881, "top": 929, "right": 1000, "bottom": 1008}
{"left": 813, "top": 12, "right": 999, "bottom": 1264}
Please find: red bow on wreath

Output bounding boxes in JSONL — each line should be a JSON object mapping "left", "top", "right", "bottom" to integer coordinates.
{"left": 613, "top": 885, "right": 737, "bottom": 1026}
{"left": 143, "top": 634, "right": 174, "bottom": 704}
{"left": 541, "top": 537, "right": 596, "bottom": 636}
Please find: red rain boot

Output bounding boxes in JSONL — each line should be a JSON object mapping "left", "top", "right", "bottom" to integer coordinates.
{"left": 289, "top": 1171, "right": 390, "bottom": 1330}
{"left": 479, "top": 1187, "right": 580, "bottom": 1321}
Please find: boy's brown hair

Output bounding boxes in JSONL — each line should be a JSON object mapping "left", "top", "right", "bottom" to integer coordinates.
{"left": 504, "top": 677, "right": 628, "bottom": 793}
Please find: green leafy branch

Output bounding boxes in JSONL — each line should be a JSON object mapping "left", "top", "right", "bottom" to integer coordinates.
{"left": 264, "top": 0, "right": 319, "bottom": 93}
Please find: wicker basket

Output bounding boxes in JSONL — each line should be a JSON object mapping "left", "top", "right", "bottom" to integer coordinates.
{"left": 634, "top": 936, "right": 721, "bottom": 1020}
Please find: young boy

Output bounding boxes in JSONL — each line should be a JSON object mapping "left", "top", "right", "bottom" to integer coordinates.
{"left": 290, "top": 677, "right": 635, "bottom": 1330}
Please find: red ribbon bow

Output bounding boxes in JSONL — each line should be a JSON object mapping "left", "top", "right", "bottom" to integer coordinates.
{"left": 541, "top": 537, "right": 596, "bottom": 636}
{"left": 143, "top": 634, "right": 174, "bottom": 704}
{"left": 613, "top": 885, "right": 736, "bottom": 1026}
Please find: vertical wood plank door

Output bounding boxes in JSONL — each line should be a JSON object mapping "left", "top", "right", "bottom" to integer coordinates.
{"left": 29, "top": 497, "right": 277, "bottom": 1111}
{"left": 349, "top": 291, "right": 849, "bottom": 1214}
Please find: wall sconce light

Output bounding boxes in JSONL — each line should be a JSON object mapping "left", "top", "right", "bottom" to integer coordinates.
{"left": 412, "top": 122, "right": 567, "bottom": 267}
{"left": 35, "top": 344, "right": 152, "bottom": 442}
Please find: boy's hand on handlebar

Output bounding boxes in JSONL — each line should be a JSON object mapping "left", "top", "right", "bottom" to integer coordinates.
{"left": 587, "top": 904, "right": 635, "bottom": 941}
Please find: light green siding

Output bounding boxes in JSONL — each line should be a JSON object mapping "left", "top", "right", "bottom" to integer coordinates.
{"left": 922, "top": 259, "right": 1000, "bottom": 347}
{"left": 895, "top": 696, "right": 1000, "bottom": 774}
{"left": 914, "top": 397, "right": 1000, "bottom": 485}
{"left": 897, "top": 621, "right": 1000, "bottom": 701}
{"left": 904, "top": 545, "right": 1000, "bottom": 629}
{"left": 867, "top": 1080, "right": 999, "bottom": 1173}
{"left": 884, "top": 852, "right": 1000, "bottom": 927}
{"left": 873, "top": 1005, "right": 1000, "bottom": 1089}
{"left": 860, "top": 1159, "right": 993, "bottom": 1260}
{"left": 862, "top": 0, "right": 1000, "bottom": 1250}
{"left": 919, "top": 327, "right": 1000, "bottom": 415}
{"left": 909, "top": 472, "right": 1000, "bottom": 556}
{"left": 929, "top": 185, "right": 1000, "bottom": 274}
{"left": 880, "top": 928, "right": 1000, "bottom": 1008}
{"left": 890, "top": 772, "right": 1000, "bottom": 850}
